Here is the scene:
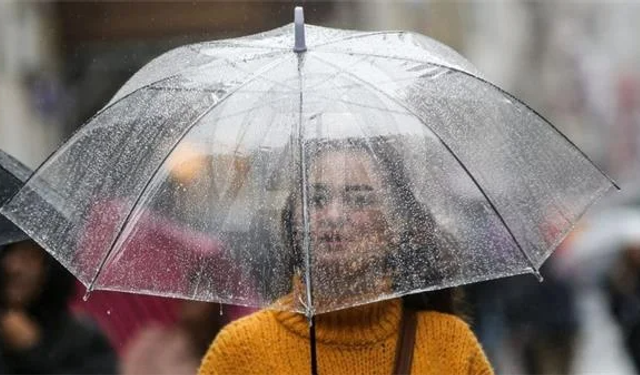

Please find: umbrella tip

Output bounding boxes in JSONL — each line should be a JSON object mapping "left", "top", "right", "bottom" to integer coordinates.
{"left": 82, "top": 290, "right": 92, "bottom": 302}
{"left": 293, "top": 6, "right": 307, "bottom": 53}
{"left": 532, "top": 269, "right": 544, "bottom": 282}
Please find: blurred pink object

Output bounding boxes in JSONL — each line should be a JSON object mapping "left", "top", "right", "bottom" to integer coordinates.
{"left": 77, "top": 199, "right": 230, "bottom": 295}
{"left": 71, "top": 287, "right": 255, "bottom": 355}
{"left": 70, "top": 200, "right": 256, "bottom": 354}
{"left": 120, "top": 324, "right": 198, "bottom": 375}
{"left": 70, "top": 287, "right": 180, "bottom": 354}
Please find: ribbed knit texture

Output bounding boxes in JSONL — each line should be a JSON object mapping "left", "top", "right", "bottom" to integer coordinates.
{"left": 199, "top": 299, "right": 493, "bottom": 375}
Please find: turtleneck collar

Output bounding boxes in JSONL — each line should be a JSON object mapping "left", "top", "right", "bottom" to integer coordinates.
{"left": 273, "top": 298, "right": 402, "bottom": 346}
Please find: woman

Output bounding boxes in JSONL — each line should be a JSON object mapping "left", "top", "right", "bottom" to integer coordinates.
{"left": 199, "top": 137, "right": 493, "bottom": 375}
{"left": 0, "top": 240, "right": 117, "bottom": 374}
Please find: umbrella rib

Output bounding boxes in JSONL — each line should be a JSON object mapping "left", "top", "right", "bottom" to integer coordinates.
{"left": 86, "top": 55, "right": 293, "bottom": 293}
{"left": 311, "top": 54, "right": 543, "bottom": 278}
{"left": 316, "top": 50, "right": 619, "bottom": 190}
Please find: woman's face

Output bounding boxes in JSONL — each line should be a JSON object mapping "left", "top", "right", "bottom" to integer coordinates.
{"left": 1, "top": 241, "right": 46, "bottom": 309}
{"left": 306, "top": 149, "right": 394, "bottom": 278}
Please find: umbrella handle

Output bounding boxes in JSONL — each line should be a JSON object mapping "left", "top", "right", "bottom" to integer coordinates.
{"left": 294, "top": 6, "right": 307, "bottom": 53}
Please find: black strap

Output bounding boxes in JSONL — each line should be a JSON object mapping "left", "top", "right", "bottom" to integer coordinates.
{"left": 393, "top": 308, "right": 417, "bottom": 375}
{"left": 310, "top": 315, "right": 318, "bottom": 375}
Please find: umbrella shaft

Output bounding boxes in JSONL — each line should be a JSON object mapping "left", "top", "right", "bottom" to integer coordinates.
{"left": 310, "top": 315, "right": 318, "bottom": 375}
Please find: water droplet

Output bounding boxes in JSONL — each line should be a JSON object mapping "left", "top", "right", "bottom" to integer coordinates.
{"left": 82, "top": 291, "right": 91, "bottom": 302}
{"left": 219, "top": 305, "right": 224, "bottom": 316}
{"left": 107, "top": 310, "right": 111, "bottom": 315}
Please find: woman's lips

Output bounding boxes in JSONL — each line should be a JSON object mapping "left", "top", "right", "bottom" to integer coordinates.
{"left": 317, "top": 232, "right": 344, "bottom": 246}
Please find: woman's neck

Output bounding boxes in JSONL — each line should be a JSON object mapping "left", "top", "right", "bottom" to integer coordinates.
{"left": 273, "top": 298, "right": 402, "bottom": 345}
{"left": 292, "top": 274, "right": 393, "bottom": 313}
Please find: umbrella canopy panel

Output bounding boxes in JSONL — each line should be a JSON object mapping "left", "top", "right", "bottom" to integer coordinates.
{"left": 1, "top": 25, "right": 614, "bottom": 315}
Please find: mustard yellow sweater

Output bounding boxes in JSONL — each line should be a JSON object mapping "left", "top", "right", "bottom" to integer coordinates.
{"left": 199, "top": 299, "right": 493, "bottom": 375}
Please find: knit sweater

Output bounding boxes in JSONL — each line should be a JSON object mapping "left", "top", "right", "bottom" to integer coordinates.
{"left": 199, "top": 298, "right": 493, "bottom": 375}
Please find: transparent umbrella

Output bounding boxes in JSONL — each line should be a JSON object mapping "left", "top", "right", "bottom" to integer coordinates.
{"left": 0, "top": 149, "right": 30, "bottom": 246}
{"left": 0, "top": 8, "right": 617, "bottom": 319}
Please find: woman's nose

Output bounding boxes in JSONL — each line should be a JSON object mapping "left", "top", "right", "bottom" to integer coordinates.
{"left": 321, "top": 200, "right": 344, "bottom": 224}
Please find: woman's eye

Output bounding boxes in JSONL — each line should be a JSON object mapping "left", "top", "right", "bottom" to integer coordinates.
{"left": 346, "top": 193, "right": 374, "bottom": 208}
{"left": 312, "top": 192, "right": 329, "bottom": 208}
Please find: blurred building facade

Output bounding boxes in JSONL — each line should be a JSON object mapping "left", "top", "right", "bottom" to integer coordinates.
{"left": 4, "top": 1, "right": 638, "bottom": 181}
{"left": 0, "top": 1, "right": 64, "bottom": 167}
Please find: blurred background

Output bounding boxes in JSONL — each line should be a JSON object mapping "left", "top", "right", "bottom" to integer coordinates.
{"left": 1, "top": 1, "right": 639, "bottom": 374}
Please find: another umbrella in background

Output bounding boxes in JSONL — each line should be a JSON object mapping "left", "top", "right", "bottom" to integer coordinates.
{"left": 0, "top": 150, "right": 248, "bottom": 356}
{"left": 0, "top": 150, "right": 30, "bottom": 246}
{"left": 558, "top": 208, "right": 640, "bottom": 286}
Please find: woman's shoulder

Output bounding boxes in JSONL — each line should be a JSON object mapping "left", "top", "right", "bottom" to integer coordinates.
{"left": 415, "top": 311, "right": 493, "bottom": 375}
{"left": 416, "top": 309, "right": 469, "bottom": 323}
{"left": 199, "top": 309, "right": 280, "bottom": 375}
{"left": 209, "top": 308, "right": 278, "bottom": 349}
{"left": 415, "top": 310, "right": 478, "bottom": 343}
{"left": 224, "top": 308, "right": 278, "bottom": 332}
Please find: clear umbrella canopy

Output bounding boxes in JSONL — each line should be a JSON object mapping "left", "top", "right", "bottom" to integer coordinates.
{"left": 1, "top": 21, "right": 615, "bottom": 315}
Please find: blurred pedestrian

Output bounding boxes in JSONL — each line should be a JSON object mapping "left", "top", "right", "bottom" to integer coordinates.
{"left": 121, "top": 300, "right": 232, "bottom": 375}
{"left": 465, "top": 279, "right": 511, "bottom": 370}
{"left": 0, "top": 240, "right": 117, "bottom": 374}
{"left": 505, "top": 256, "right": 579, "bottom": 375}
{"left": 605, "top": 241, "right": 640, "bottom": 373}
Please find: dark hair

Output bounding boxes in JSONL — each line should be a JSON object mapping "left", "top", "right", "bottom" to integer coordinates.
{"left": 0, "top": 241, "right": 76, "bottom": 324}
{"left": 275, "top": 136, "right": 463, "bottom": 315}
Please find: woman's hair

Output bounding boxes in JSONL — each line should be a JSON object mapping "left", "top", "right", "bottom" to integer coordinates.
{"left": 263, "top": 136, "right": 463, "bottom": 315}
{"left": 0, "top": 241, "right": 76, "bottom": 324}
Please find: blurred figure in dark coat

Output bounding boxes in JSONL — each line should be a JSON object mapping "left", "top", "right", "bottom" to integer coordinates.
{"left": 0, "top": 240, "right": 117, "bottom": 374}
{"left": 605, "top": 241, "right": 640, "bottom": 373}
